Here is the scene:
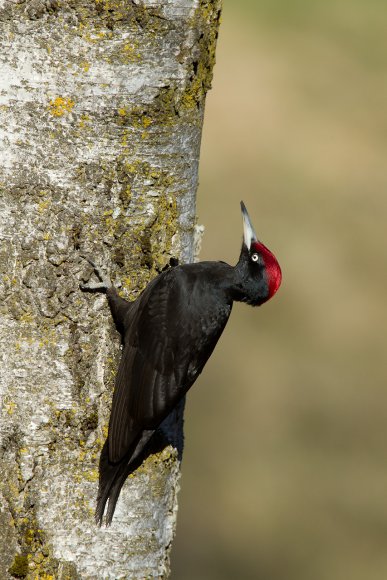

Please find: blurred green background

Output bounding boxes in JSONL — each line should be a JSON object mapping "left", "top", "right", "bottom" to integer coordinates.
{"left": 171, "top": 1, "right": 387, "bottom": 579}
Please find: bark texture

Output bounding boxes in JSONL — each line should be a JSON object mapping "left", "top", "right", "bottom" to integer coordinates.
{"left": 0, "top": 1, "right": 221, "bottom": 578}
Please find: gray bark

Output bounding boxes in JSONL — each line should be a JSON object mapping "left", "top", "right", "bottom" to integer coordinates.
{"left": 0, "top": 1, "right": 221, "bottom": 578}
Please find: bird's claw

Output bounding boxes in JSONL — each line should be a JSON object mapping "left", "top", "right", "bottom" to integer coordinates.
{"left": 161, "top": 257, "right": 179, "bottom": 272}
{"left": 80, "top": 255, "right": 112, "bottom": 292}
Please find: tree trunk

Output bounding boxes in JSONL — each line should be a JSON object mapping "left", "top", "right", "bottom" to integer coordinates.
{"left": 0, "top": 1, "right": 221, "bottom": 578}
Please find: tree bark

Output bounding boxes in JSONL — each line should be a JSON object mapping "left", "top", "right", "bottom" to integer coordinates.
{"left": 0, "top": 1, "right": 221, "bottom": 578}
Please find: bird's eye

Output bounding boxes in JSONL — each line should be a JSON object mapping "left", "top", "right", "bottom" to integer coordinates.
{"left": 251, "top": 253, "right": 259, "bottom": 262}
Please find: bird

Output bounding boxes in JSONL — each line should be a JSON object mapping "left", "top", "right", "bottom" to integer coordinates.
{"left": 81, "top": 201, "right": 282, "bottom": 525}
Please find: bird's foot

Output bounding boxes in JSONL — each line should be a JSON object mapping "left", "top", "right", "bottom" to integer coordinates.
{"left": 80, "top": 255, "right": 112, "bottom": 292}
{"left": 160, "top": 257, "right": 179, "bottom": 272}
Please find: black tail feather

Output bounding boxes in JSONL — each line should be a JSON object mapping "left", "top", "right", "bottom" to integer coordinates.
{"left": 104, "top": 463, "right": 134, "bottom": 525}
{"left": 95, "top": 440, "right": 121, "bottom": 526}
{"left": 95, "top": 402, "right": 186, "bottom": 525}
{"left": 95, "top": 431, "right": 157, "bottom": 526}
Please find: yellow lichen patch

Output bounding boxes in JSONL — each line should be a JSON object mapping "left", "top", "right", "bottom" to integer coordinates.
{"left": 19, "top": 311, "right": 34, "bottom": 324}
{"left": 38, "top": 199, "right": 51, "bottom": 213}
{"left": 122, "top": 276, "right": 132, "bottom": 289}
{"left": 94, "top": 0, "right": 111, "bottom": 7}
{"left": 78, "top": 449, "right": 86, "bottom": 462}
{"left": 121, "top": 130, "right": 128, "bottom": 147}
{"left": 124, "top": 183, "right": 132, "bottom": 195}
{"left": 148, "top": 193, "right": 178, "bottom": 270}
{"left": 48, "top": 97, "right": 75, "bottom": 117}
{"left": 118, "top": 107, "right": 127, "bottom": 117}
{"left": 84, "top": 468, "right": 99, "bottom": 483}
{"left": 78, "top": 113, "right": 91, "bottom": 129}
{"left": 5, "top": 400, "right": 17, "bottom": 415}
{"left": 121, "top": 41, "right": 141, "bottom": 63}
{"left": 141, "top": 115, "right": 152, "bottom": 128}
{"left": 24, "top": 528, "right": 35, "bottom": 546}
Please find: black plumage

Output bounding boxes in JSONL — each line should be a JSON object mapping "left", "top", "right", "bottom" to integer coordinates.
{"left": 82, "top": 202, "right": 282, "bottom": 525}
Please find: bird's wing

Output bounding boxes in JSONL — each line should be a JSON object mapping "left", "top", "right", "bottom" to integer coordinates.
{"left": 107, "top": 266, "right": 231, "bottom": 463}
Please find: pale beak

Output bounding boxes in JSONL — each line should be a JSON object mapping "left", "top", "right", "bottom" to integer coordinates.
{"left": 240, "top": 201, "right": 258, "bottom": 248}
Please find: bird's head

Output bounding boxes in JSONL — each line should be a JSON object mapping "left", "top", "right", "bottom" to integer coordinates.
{"left": 234, "top": 201, "right": 282, "bottom": 306}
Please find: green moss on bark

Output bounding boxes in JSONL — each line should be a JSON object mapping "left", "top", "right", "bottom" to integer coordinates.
{"left": 8, "top": 554, "right": 29, "bottom": 578}
{"left": 180, "top": 0, "right": 222, "bottom": 112}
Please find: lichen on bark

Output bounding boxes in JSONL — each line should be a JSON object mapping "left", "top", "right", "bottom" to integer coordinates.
{"left": 0, "top": 0, "right": 221, "bottom": 578}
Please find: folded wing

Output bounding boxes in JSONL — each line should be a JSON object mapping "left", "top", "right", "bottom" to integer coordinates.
{"left": 107, "top": 265, "right": 232, "bottom": 464}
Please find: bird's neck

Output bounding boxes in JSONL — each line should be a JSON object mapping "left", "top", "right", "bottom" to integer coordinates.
{"left": 228, "top": 260, "right": 269, "bottom": 307}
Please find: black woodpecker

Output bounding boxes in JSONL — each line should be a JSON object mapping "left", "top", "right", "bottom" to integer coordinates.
{"left": 81, "top": 201, "right": 282, "bottom": 525}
